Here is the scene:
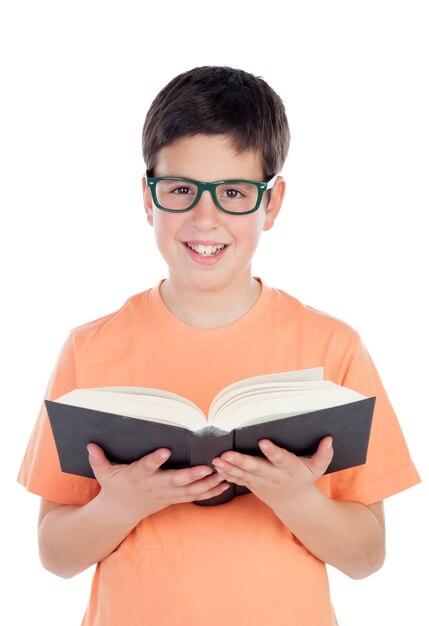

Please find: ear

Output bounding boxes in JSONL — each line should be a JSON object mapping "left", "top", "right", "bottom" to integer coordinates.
{"left": 263, "top": 176, "right": 286, "bottom": 231}
{"left": 142, "top": 176, "right": 154, "bottom": 227}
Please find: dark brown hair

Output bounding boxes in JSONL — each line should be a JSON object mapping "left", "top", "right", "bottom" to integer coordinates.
{"left": 142, "top": 66, "right": 290, "bottom": 178}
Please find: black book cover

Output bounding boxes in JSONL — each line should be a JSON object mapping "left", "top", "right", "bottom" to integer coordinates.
{"left": 46, "top": 396, "right": 375, "bottom": 506}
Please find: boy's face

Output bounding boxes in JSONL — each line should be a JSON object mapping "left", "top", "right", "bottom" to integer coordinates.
{"left": 142, "top": 133, "right": 285, "bottom": 295}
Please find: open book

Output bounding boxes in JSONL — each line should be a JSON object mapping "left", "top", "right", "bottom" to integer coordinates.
{"left": 46, "top": 367, "right": 375, "bottom": 506}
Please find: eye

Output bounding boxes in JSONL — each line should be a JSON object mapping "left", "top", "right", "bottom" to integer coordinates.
{"left": 171, "top": 186, "right": 193, "bottom": 195}
{"left": 221, "top": 187, "right": 244, "bottom": 199}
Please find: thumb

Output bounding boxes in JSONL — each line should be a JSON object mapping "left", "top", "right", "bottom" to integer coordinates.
{"left": 87, "top": 443, "right": 113, "bottom": 485}
{"left": 307, "top": 436, "right": 334, "bottom": 478}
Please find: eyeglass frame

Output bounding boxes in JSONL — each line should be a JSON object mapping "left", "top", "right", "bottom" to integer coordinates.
{"left": 145, "top": 170, "right": 278, "bottom": 215}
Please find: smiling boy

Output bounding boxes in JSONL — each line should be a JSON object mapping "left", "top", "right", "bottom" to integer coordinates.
{"left": 18, "top": 66, "right": 420, "bottom": 626}
{"left": 144, "top": 132, "right": 280, "bottom": 326}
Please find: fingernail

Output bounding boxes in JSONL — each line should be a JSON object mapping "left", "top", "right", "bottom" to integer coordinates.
{"left": 326, "top": 438, "right": 333, "bottom": 449}
{"left": 198, "top": 468, "right": 211, "bottom": 477}
{"left": 160, "top": 450, "right": 171, "bottom": 459}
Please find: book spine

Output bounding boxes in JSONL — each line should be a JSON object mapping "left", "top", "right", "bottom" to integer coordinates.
{"left": 189, "top": 432, "right": 234, "bottom": 506}
{"left": 232, "top": 429, "right": 251, "bottom": 499}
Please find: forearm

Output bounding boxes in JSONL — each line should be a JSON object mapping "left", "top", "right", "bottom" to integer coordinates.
{"left": 38, "top": 445, "right": 226, "bottom": 579}
{"left": 38, "top": 491, "right": 141, "bottom": 579}
{"left": 273, "top": 487, "right": 385, "bottom": 579}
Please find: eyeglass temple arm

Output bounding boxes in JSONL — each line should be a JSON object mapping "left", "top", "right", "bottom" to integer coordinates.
{"left": 266, "top": 174, "right": 278, "bottom": 190}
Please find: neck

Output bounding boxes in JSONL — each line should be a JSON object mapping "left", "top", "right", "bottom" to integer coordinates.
{"left": 160, "top": 274, "right": 261, "bottom": 329}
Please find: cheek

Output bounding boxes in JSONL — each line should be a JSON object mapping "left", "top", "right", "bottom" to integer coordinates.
{"left": 233, "top": 214, "right": 265, "bottom": 246}
{"left": 152, "top": 213, "right": 181, "bottom": 248}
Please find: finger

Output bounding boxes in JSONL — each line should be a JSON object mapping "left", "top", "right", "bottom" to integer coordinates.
{"left": 193, "top": 479, "right": 232, "bottom": 502}
{"left": 132, "top": 448, "right": 172, "bottom": 474}
{"left": 212, "top": 468, "right": 252, "bottom": 488}
{"left": 258, "top": 439, "right": 294, "bottom": 467}
{"left": 212, "top": 458, "right": 254, "bottom": 485}
{"left": 183, "top": 471, "right": 226, "bottom": 496}
{"left": 305, "top": 436, "right": 334, "bottom": 477}
{"left": 166, "top": 464, "right": 214, "bottom": 488}
{"left": 184, "top": 479, "right": 231, "bottom": 503}
{"left": 87, "top": 442, "right": 106, "bottom": 462}
{"left": 87, "top": 443, "right": 115, "bottom": 484}
{"left": 166, "top": 471, "right": 228, "bottom": 503}
{"left": 213, "top": 451, "right": 263, "bottom": 474}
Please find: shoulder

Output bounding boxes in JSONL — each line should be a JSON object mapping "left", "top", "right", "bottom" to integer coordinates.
{"left": 272, "top": 285, "right": 361, "bottom": 346}
{"left": 68, "top": 289, "right": 149, "bottom": 349}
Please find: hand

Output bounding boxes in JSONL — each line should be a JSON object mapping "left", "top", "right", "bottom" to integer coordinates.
{"left": 87, "top": 444, "right": 229, "bottom": 524}
{"left": 212, "top": 437, "right": 334, "bottom": 513}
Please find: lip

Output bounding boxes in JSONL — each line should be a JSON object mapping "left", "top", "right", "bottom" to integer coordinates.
{"left": 182, "top": 241, "right": 229, "bottom": 266}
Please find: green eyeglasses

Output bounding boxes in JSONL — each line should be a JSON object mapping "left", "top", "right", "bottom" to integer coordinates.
{"left": 145, "top": 170, "right": 278, "bottom": 215}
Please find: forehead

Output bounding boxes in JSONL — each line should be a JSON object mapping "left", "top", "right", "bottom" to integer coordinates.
{"left": 154, "top": 133, "right": 265, "bottom": 181}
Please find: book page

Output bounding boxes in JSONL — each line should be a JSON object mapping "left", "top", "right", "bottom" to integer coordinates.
{"left": 89, "top": 385, "right": 201, "bottom": 409}
{"left": 209, "top": 381, "right": 326, "bottom": 419}
{"left": 210, "top": 383, "right": 366, "bottom": 431}
{"left": 55, "top": 388, "right": 206, "bottom": 430}
{"left": 54, "top": 369, "right": 328, "bottom": 433}
{"left": 208, "top": 367, "right": 324, "bottom": 419}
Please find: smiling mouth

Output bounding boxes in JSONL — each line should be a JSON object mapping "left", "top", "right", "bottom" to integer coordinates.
{"left": 185, "top": 242, "right": 228, "bottom": 257}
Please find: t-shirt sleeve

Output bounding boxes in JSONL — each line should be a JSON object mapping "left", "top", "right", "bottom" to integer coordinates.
{"left": 329, "top": 336, "right": 421, "bottom": 505}
{"left": 17, "top": 332, "right": 101, "bottom": 505}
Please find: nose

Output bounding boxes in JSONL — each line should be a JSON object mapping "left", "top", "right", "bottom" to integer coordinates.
{"left": 191, "top": 189, "right": 222, "bottom": 229}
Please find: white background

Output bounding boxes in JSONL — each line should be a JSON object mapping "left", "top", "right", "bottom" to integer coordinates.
{"left": 1, "top": 1, "right": 427, "bottom": 624}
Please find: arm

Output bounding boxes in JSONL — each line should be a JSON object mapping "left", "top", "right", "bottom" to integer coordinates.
{"left": 273, "top": 492, "right": 385, "bottom": 580}
{"left": 212, "top": 438, "right": 385, "bottom": 580}
{"left": 38, "top": 445, "right": 228, "bottom": 579}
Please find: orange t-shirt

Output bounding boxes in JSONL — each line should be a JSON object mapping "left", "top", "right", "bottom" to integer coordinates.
{"left": 18, "top": 278, "right": 421, "bottom": 626}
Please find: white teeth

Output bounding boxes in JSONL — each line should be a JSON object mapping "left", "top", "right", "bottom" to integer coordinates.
{"left": 187, "top": 243, "right": 226, "bottom": 256}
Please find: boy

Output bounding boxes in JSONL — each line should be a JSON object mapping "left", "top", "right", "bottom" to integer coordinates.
{"left": 18, "top": 66, "right": 420, "bottom": 626}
